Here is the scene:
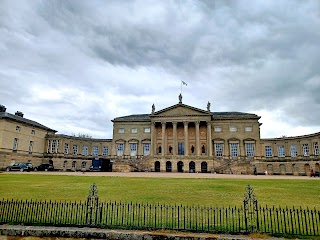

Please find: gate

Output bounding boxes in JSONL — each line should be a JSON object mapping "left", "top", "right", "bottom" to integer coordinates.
{"left": 243, "top": 184, "right": 258, "bottom": 232}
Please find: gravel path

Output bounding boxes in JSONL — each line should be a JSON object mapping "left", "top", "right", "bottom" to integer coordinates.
{"left": 2, "top": 171, "right": 319, "bottom": 180}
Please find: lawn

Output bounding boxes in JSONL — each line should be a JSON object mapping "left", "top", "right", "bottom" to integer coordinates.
{"left": 0, "top": 174, "right": 319, "bottom": 209}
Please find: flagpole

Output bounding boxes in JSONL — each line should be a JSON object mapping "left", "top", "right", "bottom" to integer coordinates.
{"left": 181, "top": 81, "right": 182, "bottom": 94}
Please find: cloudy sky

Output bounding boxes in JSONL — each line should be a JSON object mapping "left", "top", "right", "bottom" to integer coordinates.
{"left": 1, "top": 0, "right": 320, "bottom": 139}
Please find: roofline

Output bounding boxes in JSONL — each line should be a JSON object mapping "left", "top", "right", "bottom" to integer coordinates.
{"left": 0, "top": 112, "right": 57, "bottom": 132}
{"left": 152, "top": 103, "right": 210, "bottom": 116}
{"left": 261, "top": 131, "right": 320, "bottom": 141}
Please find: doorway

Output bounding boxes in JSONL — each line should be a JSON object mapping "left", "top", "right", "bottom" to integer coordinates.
{"left": 177, "top": 161, "right": 184, "bottom": 173}
{"left": 201, "top": 161, "right": 208, "bottom": 173}
{"left": 155, "top": 161, "right": 160, "bottom": 172}
{"left": 189, "top": 161, "right": 195, "bottom": 173}
{"left": 166, "top": 161, "right": 172, "bottom": 172}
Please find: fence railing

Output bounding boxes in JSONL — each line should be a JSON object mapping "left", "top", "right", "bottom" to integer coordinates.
{"left": 0, "top": 184, "right": 319, "bottom": 236}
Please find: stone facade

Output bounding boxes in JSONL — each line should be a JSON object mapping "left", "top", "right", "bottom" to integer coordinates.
{"left": 0, "top": 99, "right": 319, "bottom": 175}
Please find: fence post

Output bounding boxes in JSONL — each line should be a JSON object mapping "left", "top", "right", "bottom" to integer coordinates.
{"left": 86, "top": 183, "right": 99, "bottom": 225}
{"left": 243, "top": 184, "right": 258, "bottom": 232}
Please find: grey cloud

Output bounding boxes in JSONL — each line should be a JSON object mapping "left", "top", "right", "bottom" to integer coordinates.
{"left": 1, "top": 0, "right": 320, "bottom": 138}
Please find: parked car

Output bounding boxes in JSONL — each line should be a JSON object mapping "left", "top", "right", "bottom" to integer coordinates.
{"left": 34, "top": 163, "right": 54, "bottom": 171}
{"left": 6, "top": 162, "right": 33, "bottom": 172}
{"left": 89, "top": 165, "right": 101, "bottom": 172}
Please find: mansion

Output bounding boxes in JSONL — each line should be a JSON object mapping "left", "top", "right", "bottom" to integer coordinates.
{"left": 0, "top": 96, "right": 319, "bottom": 175}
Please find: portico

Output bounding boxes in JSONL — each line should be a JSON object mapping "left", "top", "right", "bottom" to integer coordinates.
{"left": 150, "top": 119, "right": 213, "bottom": 157}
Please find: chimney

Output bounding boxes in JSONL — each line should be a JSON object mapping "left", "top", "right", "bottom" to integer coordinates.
{"left": 0, "top": 105, "right": 6, "bottom": 112}
{"left": 15, "top": 111, "right": 24, "bottom": 117}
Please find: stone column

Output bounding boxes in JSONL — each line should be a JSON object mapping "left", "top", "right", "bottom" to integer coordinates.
{"left": 184, "top": 121, "right": 189, "bottom": 156}
{"left": 151, "top": 122, "right": 155, "bottom": 156}
{"left": 172, "top": 121, "right": 177, "bottom": 156}
{"left": 195, "top": 121, "right": 200, "bottom": 156}
{"left": 207, "top": 122, "right": 212, "bottom": 156}
{"left": 161, "top": 122, "right": 166, "bottom": 156}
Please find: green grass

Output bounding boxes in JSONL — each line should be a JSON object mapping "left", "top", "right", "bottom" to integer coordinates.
{"left": 0, "top": 174, "right": 319, "bottom": 209}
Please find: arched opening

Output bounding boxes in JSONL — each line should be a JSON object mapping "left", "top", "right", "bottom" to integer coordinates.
{"left": 280, "top": 164, "right": 286, "bottom": 175}
{"left": 155, "top": 161, "right": 160, "bottom": 172}
{"left": 166, "top": 161, "right": 172, "bottom": 172}
{"left": 72, "top": 161, "right": 77, "bottom": 171}
{"left": 177, "top": 161, "right": 184, "bottom": 173}
{"left": 267, "top": 164, "right": 273, "bottom": 175}
{"left": 169, "top": 146, "right": 172, "bottom": 154}
{"left": 189, "top": 161, "right": 195, "bottom": 173}
{"left": 292, "top": 164, "right": 298, "bottom": 175}
{"left": 201, "top": 162, "right": 208, "bottom": 173}
{"left": 202, "top": 145, "right": 206, "bottom": 154}
{"left": 158, "top": 145, "right": 162, "bottom": 154}
{"left": 191, "top": 145, "right": 195, "bottom": 154}
{"left": 304, "top": 163, "right": 310, "bottom": 175}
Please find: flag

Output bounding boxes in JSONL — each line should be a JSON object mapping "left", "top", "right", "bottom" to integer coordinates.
{"left": 182, "top": 81, "right": 187, "bottom": 86}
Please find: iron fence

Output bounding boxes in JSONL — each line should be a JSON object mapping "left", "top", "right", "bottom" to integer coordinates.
{"left": 0, "top": 184, "right": 319, "bottom": 236}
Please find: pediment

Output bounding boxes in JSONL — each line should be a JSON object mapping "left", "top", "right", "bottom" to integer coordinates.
{"left": 152, "top": 104, "right": 210, "bottom": 117}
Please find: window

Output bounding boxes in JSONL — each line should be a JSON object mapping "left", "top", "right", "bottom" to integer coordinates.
{"left": 64, "top": 143, "right": 69, "bottom": 154}
{"left": 47, "top": 140, "right": 51, "bottom": 153}
{"left": 130, "top": 143, "right": 137, "bottom": 156}
{"left": 265, "top": 146, "right": 272, "bottom": 157}
{"left": 215, "top": 143, "right": 223, "bottom": 157}
{"left": 144, "top": 127, "right": 151, "bottom": 133}
{"left": 29, "top": 141, "right": 33, "bottom": 154}
{"left": 13, "top": 138, "right": 18, "bottom": 151}
{"left": 143, "top": 143, "right": 150, "bottom": 156}
{"left": 81, "top": 162, "right": 86, "bottom": 168}
{"left": 118, "top": 128, "right": 124, "bottom": 133}
{"left": 246, "top": 143, "right": 254, "bottom": 157}
{"left": 245, "top": 126, "right": 253, "bottom": 132}
{"left": 72, "top": 161, "right": 76, "bottom": 168}
{"left": 63, "top": 160, "right": 67, "bottom": 169}
{"left": 314, "top": 142, "right": 319, "bottom": 155}
{"left": 131, "top": 128, "right": 138, "bottom": 134}
{"left": 51, "top": 140, "right": 56, "bottom": 153}
{"left": 31, "top": 129, "right": 35, "bottom": 135}
{"left": 16, "top": 126, "right": 20, "bottom": 132}
{"left": 93, "top": 146, "right": 99, "bottom": 156}
{"left": 229, "top": 126, "right": 237, "bottom": 132}
{"left": 117, "top": 143, "right": 124, "bottom": 156}
{"left": 73, "top": 144, "right": 78, "bottom": 155}
{"left": 290, "top": 145, "right": 297, "bottom": 157}
{"left": 82, "top": 145, "right": 88, "bottom": 156}
{"left": 178, "top": 142, "right": 184, "bottom": 155}
{"left": 214, "top": 127, "right": 222, "bottom": 132}
{"left": 278, "top": 145, "right": 285, "bottom": 157}
{"left": 303, "top": 144, "right": 309, "bottom": 156}
{"left": 230, "top": 143, "right": 238, "bottom": 157}
{"left": 103, "top": 146, "right": 109, "bottom": 156}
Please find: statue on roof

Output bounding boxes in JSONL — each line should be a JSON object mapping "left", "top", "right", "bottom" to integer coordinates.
{"left": 152, "top": 103, "right": 155, "bottom": 114}
{"left": 179, "top": 93, "right": 182, "bottom": 104}
{"left": 207, "top": 101, "right": 211, "bottom": 112}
